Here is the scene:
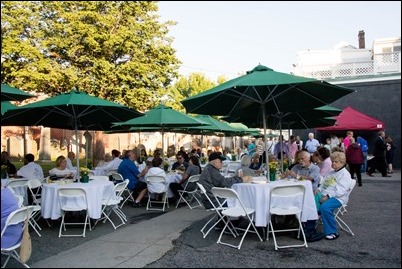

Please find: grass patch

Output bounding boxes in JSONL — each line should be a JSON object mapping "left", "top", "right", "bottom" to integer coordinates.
{"left": 13, "top": 159, "right": 87, "bottom": 176}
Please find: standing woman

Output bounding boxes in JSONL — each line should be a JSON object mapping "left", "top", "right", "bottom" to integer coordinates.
{"left": 385, "top": 136, "right": 396, "bottom": 174}
{"left": 345, "top": 138, "right": 364, "bottom": 187}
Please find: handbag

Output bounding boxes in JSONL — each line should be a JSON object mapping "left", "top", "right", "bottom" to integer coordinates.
{"left": 19, "top": 212, "right": 32, "bottom": 263}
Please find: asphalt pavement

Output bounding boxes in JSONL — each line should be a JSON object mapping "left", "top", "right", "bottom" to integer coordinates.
{"left": 2, "top": 171, "right": 401, "bottom": 268}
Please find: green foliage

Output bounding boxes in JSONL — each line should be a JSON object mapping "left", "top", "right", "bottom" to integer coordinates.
{"left": 1, "top": 1, "right": 181, "bottom": 112}
{"left": 168, "top": 72, "right": 221, "bottom": 111}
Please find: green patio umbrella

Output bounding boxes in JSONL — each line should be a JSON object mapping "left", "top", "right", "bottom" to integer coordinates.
{"left": 1, "top": 101, "right": 18, "bottom": 115}
{"left": 112, "top": 104, "right": 209, "bottom": 155}
{"left": 1, "top": 83, "right": 35, "bottom": 102}
{"left": 181, "top": 64, "right": 355, "bottom": 172}
{"left": 173, "top": 115, "right": 240, "bottom": 136}
{"left": 1, "top": 89, "right": 143, "bottom": 170}
{"left": 222, "top": 105, "right": 341, "bottom": 130}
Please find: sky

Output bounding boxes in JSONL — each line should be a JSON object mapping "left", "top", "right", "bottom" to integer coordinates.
{"left": 158, "top": 1, "right": 401, "bottom": 81}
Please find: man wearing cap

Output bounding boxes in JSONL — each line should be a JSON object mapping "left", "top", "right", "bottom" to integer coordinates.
{"left": 199, "top": 152, "right": 253, "bottom": 210}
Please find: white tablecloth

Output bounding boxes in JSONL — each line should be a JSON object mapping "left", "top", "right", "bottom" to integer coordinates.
{"left": 41, "top": 179, "right": 114, "bottom": 220}
{"left": 165, "top": 173, "right": 182, "bottom": 198}
{"left": 230, "top": 179, "right": 318, "bottom": 227}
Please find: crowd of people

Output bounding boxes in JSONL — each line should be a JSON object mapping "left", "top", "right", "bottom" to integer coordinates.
{"left": 0, "top": 130, "right": 397, "bottom": 249}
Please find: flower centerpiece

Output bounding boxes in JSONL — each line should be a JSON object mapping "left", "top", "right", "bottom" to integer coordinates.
{"left": 269, "top": 161, "right": 279, "bottom": 173}
{"left": 162, "top": 160, "right": 170, "bottom": 172}
{"left": 268, "top": 161, "right": 279, "bottom": 181}
{"left": 200, "top": 156, "right": 208, "bottom": 165}
{"left": 80, "top": 167, "right": 90, "bottom": 183}
{"left": 1, "top": 165, "right": 8, "bottom": 179}
{"left": 282, "top": 159, "right": 289, "bottom": 171}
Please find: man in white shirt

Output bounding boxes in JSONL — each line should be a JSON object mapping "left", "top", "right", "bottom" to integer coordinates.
{"left": 305, "top": 133, "right": 320, "bottom": 155}
{"left": 17, "top": 153, "right": 44, "bottom": 180}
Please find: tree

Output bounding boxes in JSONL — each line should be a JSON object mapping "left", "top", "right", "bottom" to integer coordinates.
{"left": 1, "top": 1, "right": 181, "bottom": 112}
{"left": 168, "top": 72, "right": 224, "bottom": 111}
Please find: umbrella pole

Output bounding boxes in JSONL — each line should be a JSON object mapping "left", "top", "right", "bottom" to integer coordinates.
{"left": 279, "top": 115, "right": 283, "bottom": 173}
{"left": 261, "top": 105, "right": 269, "bottom": 181}
{"left": 74, "top": 121, "right": 80, "bottom": 180}
{"left": 161, "top": 129, "right": 165, "bottom": 157}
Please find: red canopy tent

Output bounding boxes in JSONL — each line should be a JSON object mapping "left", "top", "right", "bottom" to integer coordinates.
{"left": 316, "top": 106, "right": 385, "bottom": 131}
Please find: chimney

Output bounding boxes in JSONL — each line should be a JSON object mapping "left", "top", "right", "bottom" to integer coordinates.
{"left": 358, "top": 30, "right": 365, "bottom": 49}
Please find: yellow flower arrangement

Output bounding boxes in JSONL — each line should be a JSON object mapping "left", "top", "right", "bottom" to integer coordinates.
{"left": 80, "top": 167, "right": 90, "bottom": 183}
{"left": 269, "top": 161, "right": 279, "bottom": 173}
{"left": 80, "top": 167, "right": 90, "bottom": 177}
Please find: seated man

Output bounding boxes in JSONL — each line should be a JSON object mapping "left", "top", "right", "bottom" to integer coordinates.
{"left": 118, "top": 150, "right": 147, "bottom": 207}
{"left": 171, "top": 153, "right": 189, "bottom": 171}
{"left": 199, "top": 152, "right": 253, "bottom": 210}
{"left": 17, "top": 153, "right": 44, "bottom": 180}
{"left": 282, "top": 150, "right": 325, "bottom": 242}
{"left": 282, "top": 150, "right": 320, "bottom": 191}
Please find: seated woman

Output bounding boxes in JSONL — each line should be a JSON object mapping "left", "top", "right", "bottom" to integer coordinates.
{"left": 314, "top": 151, "right": 353, "bottom": 240}
{"left": 1, "top": 151, "right": 17, "bottom": 178}
{"left": 169, "top": 155, "right": 202, "bottom": 202}
{"left": 236, "top": 155, "right": 256, "bottom": 176}
{"left": 96, "top": 153, "right": 112, "bottom": 168}
{"left": 312, "top": 146, "right": 333, "bottom": 178}
{"left": 1, "top": 185, "right": 21, "bottom": 248}
{"left": 145, "top": 157, "right": 167, "bottom": 200}
{"left": 137, "top": 148, "right": 148, "bottom": 165}
{"left": 49, "top": 155, "right": 75, "bottom": 179}
{"left": 249, "top": 152, "right": 262, "bottom": 170}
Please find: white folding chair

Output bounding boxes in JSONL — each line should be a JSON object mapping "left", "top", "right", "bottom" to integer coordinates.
{"left": 175, "top": 175, "right": 202, "bottom": 209}
{"left": 6, "top": 179, "right": 29, "bottom": 204}
{"left": 211, "top": 187, "right": 263, "bottom": 249}
{"left": 1, "top": 206, "right": 31, "bottom": 268}
{"left": 334, "top": 179, "right": 357, "bottom": 236}
{"left": 267, "top": 184, "right": 308, "bottom": 250}
{"left": 26, "top": 179, "right": 47, "bottom": 236}
{"left": 111, "top": 173, "right": 135, "bottom": 208}
{"left": 224, "top": 161, "right": 241, "bottom": 176}
{"left": 95, "top": 179, "right": 129, "bottom": 230}
{"left": 197, "top": 183, "right": 238, "bottom": 239}
{"left": 146, "top": 176, "right": 169, "bottom": 211}
{"left": 57, "top": 187, "right": 91, "bottom": 237}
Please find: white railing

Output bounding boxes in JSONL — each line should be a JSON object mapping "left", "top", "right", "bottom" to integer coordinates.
{"left": 293, "top": 52, "right": 401, "bottom": 80}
